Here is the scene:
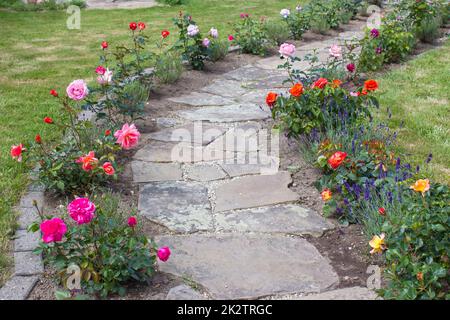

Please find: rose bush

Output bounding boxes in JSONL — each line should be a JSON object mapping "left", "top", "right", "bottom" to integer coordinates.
{"left": 28, "top": 194, "right": 171, "bottom": 298}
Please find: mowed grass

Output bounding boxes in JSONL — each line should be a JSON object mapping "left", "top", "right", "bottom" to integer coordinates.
{"left": 0, "top": 1, "right": 304, "bottom": 284}
{"left": 375, "top": 41, "right": 450, "bottom": 184}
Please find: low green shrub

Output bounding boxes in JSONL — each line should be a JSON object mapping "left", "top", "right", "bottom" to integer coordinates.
{"left": 154, "top": 51, "right": 184, "bottom": 84}
{"left": 231, "top": 13, "right": 271, "bottom": 56}
{"left": 265, "top": 21, "right": 290, "bottom": 46}
{"left": 416, "top": 16, "right": 441, "bottom": 43}
{"left": 208, "top": 39, "right": 229, "bottom": 62}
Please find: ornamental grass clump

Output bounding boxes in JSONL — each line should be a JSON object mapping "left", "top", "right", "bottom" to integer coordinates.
{"left": 231, "top": 13, "right": 272, "bottom": 56}
{"left": 28, "top": 193, "right": 171, "bottom": 298}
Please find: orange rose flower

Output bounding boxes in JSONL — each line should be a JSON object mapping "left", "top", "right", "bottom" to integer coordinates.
{"left": 321, "top": 189, "right": 332, "bottom": 201}
{"left": 266, "top": 92, "right": 278, "bottom": 108}
{"left": 410, "top": 179, "right": 430, "bottom": 196}
{"left": 313, "top": 78, "right": 328, "bottom": 89}
{"left": 331, "top": 79, "right": 342, "bottom": 88}
{"left": 364, "top": 79, "right": 378, "bottom": 91}
{"left": 327, "top": 151, "right": 347, "bottom": 169}
{"left": 102, "top": 162, "right": 115, "bottom": 175}
{"left": 289, "top": 83, "right": 304, "bottom": 97}
{"left": 76, "top": 151, "right": 98, "bottom": 172}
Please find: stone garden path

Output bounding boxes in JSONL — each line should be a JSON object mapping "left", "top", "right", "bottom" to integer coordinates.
{"left": 134, "top": 22, "right": 376, "bottom": 300}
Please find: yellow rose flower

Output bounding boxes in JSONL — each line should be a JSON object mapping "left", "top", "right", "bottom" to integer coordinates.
{"left": 369, "top": 233, "right": 386, "bottom": 254}
{"left": 410, "top": 179, "right": 430, "bottom": 196}
{"left": 321, "top": 188, "right": 332, "bottom": 201}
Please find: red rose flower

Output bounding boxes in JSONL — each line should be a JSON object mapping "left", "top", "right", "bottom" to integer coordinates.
{"left": 129, "top": 22, "right": 137, "bottom": 31}
{"left": 105, "top": 129, "right": 111, "bottom": 136}
{"left": 364, "top": 79, "right": 378, "bottom": 91}
{"left": 101, "top": 41, "right": 108, "bottom": 49}
{"left": 138, "top": 22, "right": 146, "bottom": 30}
{"left": 265, "top": 92, "right": 278, "bottom": 108}
{"left": 289, "top": 83, "right": 304, "bottom": 97}
{"left": 378, "top": 207, "right": 386, "bottom": 216}
{"left": 313, "top": 78, "right": 328, "bottom": 89}
{"left": 228, "top": 35, "right": 234, "bottom": 41}
{"left": 35, "top": 134, "right": 42, "bottom": 144}
{"left": 102, "top": 162, "right": 115, "bottom": 175}
{"left": 128, "top": 216, "right": 137, "bottom": 227}
{"left": 44, "top": 117, "right": 53, "bottom": 124}
{"left": 50, "top": 89, "right": 58, "bottom": 97}
{"left": 161, "top": 30, "right": 170, "bottom": 38}
{"left": 327, "top": 151, "right": 347, "bottom": 169}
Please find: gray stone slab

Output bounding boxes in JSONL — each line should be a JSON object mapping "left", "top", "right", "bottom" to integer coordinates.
{"left": 148, "top": 123, "right": 227, "bottom": 146}
{"left": 138, "top": 181, "right": 213, "bottom": 233}
{"left": 166, "top": 284, "right": 206, "bottom": 300}
{"left": 213, "top": 171, "right": 299, "bottom": 212}
{"left": 14, "top": 230, "right": 40, "bottom": 252}
{"left": 184, "top": 163, "right": 227, "bottom": 182}
{"left": 206, "top": 124, "right": 260, "bottom": 152}
{"left": 178, "top": 104, "right": 270, "bottom": 123}
{"left": 131, "top": 161, "right": 182, "bottom": 183}
{"left": 215, "top": 204, "right": 334, "bottom": 237}
{"left": 223, "top": 64, "right": 275, "bottom": 81}
{"left": 219, "top": 163, "right": 263, "bottom": 177}
{"left": 168, "top": 92, "right": 234, "bottom": 106}
{"left": 201, "top": 79, "right": 250, "bottom": 98}
{"left": 14, "top": 251, "right": 43, "bottom": 276}
{"left": 296, "top": 287, "right": 379, "bottom": 300}
{"left": 156, "top": 118, "right": 180, "bottom": 129}
{"left": 156, "top": 233, "right": 339, "bottom": 299}
{"left": 134, "top": 141, "right": 236, "bottom": 163}
{"left": 0, "top": 275, "right": 39, "bottom": 300}
{"left": 17, "top": 207, "right": 39, "bottom": 230}
{"left": 19, "top": 192, "right": 44, "bottom": 210}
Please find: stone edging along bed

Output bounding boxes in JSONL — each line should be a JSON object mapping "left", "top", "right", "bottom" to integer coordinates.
{"left": 0, "top": 46, "right": 244, "bottom": 300}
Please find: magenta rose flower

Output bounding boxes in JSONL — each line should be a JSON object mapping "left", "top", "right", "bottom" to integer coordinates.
{"left": 157, "top": 246, "right": 171, "bottom": 262}
{"left": 128, "top": 216, "right": 137, "bottom": 227}
{"left": 370, "top": 28, "right": 380, "bottom": 38}
{"left": 279, "top": 43, "right": 296, "bottom": 58}
{"left": 346, "top": 63, "right": 355, "bottom": 73}
{"left": 40, "top": 217, "right": 67, "bottom": 243}
{"left": 66, "top": 79, "right": 89, "bottom": 101}
{"left": 67, "top": 198, "right": 96, "bottom": 225}
{"left": 114, "top": 123, "right": 141, "bottom": 150}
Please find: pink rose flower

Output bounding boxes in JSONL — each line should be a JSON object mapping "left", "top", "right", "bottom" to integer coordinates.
{"left": 346, "top": 63, "right": 355, "bottom": 73}
{"left": 228, "top": 35, "right": 234, "bottom": 41}
{"left": 128, "top": 216, "right": 137, "bottom": 227}
{"left": 157, "top": 246, "right": 171, "bottom": 262}
{"left": 97, "top": 68, "right": 113, "bottom": 85}
{"left": 202, "top": 38, "right": 210, "bottom": 47}
{"left": 95, "top": 66, "right": 106, "bottom": 75}
{"left": 67, "top": 198, "right": 96, "bottom": 225}
{"left": 279, "top": 43, "right": 296, "bottom": 58}
{"left": 40, "top": 217, "right": 67, "bottom": 243}
{"left": 114, "top": 123, "right": 140, "bottom": 150}
{"left": 102, "top": 162, "right": 115, "bottom": 175}
{"left": 66, "top": 79, "right": 89, "bottom": 101}
{"left": 11, "top": 144, "right": 26, "bottom": 162}
{"left": 350, "top": 91, "right": 358, "bottom": 97}
{"left": 329, "top": 44, "right": 342, "bottom": 58}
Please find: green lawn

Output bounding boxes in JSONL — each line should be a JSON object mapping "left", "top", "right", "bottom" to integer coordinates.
{"left": 0, "top": 0, "right": 305, "bottom": 284}
{"left": 375, "top": 41, "right": 450, "bottom": 185}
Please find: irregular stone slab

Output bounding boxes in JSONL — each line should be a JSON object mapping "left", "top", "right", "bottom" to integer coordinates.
{"left": 17, "top": 207, "right": 39, "bottom": 230}
{"left": 223, "top": 64, "right": 275, "bottom": 81}
{"left": 156, "top": 117, "right": 180, "bottom": 129}
{"left": 206, "top": 124, "right": 260, "bottom": 152}
{"left": 245, "top": 74, "right": 288, "bottom": 89}
{"left": 184, "top": 163, "right": 227, "bottom": 182}
{"left": 138, "top": 182, "right": 213, "bottom": 233}
{"left": 131, "top": 161, "right": 182, "bottom": 183}
{"left": 178, "top": 104, "right": 270, "bottom": 123}
{"left": 168, "top": 92, "right": 234, "bottom": 106}
{"left": 156, "top": 234, "right": 339, "bottom": 299}
{"left": 201, "top": 79, "right": 250, "bottom": 98}
{"left": 19, "top": 192, "right": 44, "bottom": 210}
{"left": 148, "top": 123, "right": 227, "bottom": 146}
{"left": 14, "top": 230, "right": 40, "bottom": 252}
{"left": 134, "top": 141, "right": 236, "bottom": 163}
{"left": 0, "top": 276, "right": 39, "bottom": 300}
{"left": 213, "top": 171, "right": 299, "bottom": 212}
{"left": 166, "top": 284, "right": 206, "bottom": 300}
{"left": 14, "top": 251, "right": 43, "bottom": 276}
{"left": 219, "top": 163, "right": 263, "bottom": 177}
{"left": 296, "top": 287, "right": 379, "bottom": 300}
{"left": 215, "top": 204, "right": 334, "bottom": 236}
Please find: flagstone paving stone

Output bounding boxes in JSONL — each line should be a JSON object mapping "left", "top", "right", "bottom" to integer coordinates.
{"left": 223, "top": 64, "right": 277, "bottom": 81}
{"left": 184, "top": 163, "right": 227, "bottom": 182}
{"left": 156, "top": 233, "right": 339, "bottom": 299}
{"left": 201, "top": 79, "right": 250, "bottom": 98}
{"left": 148, "top": 123, "right": 228, "bottom": 146}
{"left": 178, "top": 104, "right": 270, "bottom": 123}
{"left": 138, "top": 181, "right": 213, "bottom": 233}
{"left": 168, "top": 92, "right": 234, "bottom": 106}
{"left": 212, "top": 171, "right": 299, "bottom": 212}
{"left": 131, "top": 161, "right": 182, "bottom": 183}
{"left": 214, "top": 204, "right": 334, "bottom": 236}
